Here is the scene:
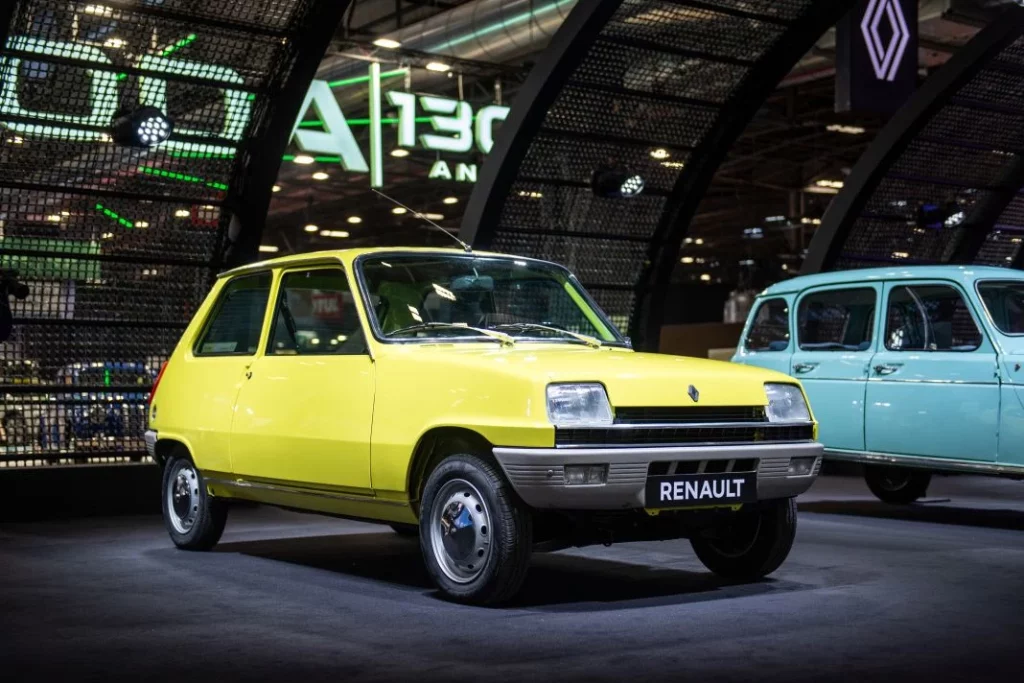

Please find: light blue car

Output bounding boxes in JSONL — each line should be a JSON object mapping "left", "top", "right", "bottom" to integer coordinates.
{"left": 733, "top": 265, "right": 1024, "bottom": 503}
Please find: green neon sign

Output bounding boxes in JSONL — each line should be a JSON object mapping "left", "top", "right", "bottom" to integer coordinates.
{"left": 0, "top": 38, "right": 511, "bottom": 188}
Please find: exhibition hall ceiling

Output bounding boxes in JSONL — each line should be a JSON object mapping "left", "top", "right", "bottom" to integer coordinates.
{"left": 264, "top": 0, "right": 999, "bottom": 288}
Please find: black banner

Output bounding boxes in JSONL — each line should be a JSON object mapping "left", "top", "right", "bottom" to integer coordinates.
{"left": 836, "top": 0, "right": 918, "bottom": 114}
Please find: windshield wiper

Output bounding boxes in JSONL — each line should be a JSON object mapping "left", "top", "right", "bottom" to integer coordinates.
{"left": 491, "top": 323, "right": 602, "bottom": 348}
{"left": 385, "top": 322, "right": 514, "bottom": 346}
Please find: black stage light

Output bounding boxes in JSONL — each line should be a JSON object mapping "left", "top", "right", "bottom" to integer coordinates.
{"left": 111, "top": 106, "right": 172, "bottom": 147}
{"left": 591, "top": 165, "right": 645, "bottom": 198}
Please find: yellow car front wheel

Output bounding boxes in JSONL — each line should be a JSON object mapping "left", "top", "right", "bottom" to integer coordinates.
{"left": 419, "top": 453, "right": 532, "bottom": 605}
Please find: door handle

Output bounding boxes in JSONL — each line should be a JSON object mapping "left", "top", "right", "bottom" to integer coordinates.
{"left": 793, "top": 362, "right": 818, "bottom": 374}
{"left": 245, "top": 370, "right": 252, "bottom": 379}
{"left": 873, "top": 363, "right": 902, "bottom": 376}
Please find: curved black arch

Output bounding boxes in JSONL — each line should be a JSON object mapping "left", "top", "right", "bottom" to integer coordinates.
{"left": 461, "top": 0, "right": 858, "bottom": 349}
{"left": 803, "top": 5, "right": 1024, "bottom": 274}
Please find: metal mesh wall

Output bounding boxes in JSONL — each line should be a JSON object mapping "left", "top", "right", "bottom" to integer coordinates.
{"left": 807, "top": 8, "right": 1024, "bottom": 273}
{"left": 461, "top": 0, "right": 855, "bottom": 345}
{"left": 0, "top": 0, "right": 327, "bottom": 467}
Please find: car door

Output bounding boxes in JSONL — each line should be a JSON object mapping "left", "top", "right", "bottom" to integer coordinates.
{"left": 865, "top": 280, "right": 999, "bottom": 462}
{"left": 230, "top": 265, "right": 375, "bottom": 491}
{"left": 790, "top": 284, "right": 879, "bottom": 452}
{"left": 732, "top": 296, "right": 793, "bottom": 375}
{"left": 171, "top": 271, "right": 274, "bottom": 474}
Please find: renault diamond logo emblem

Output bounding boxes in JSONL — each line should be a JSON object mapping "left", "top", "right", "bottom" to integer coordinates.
{"left": 688, "top": 385, "right": 699, "bottom": 403}
{"left": 861, "top": 0, "right": 911, "bottom": 82}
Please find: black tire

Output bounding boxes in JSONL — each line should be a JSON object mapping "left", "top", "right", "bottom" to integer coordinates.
{"left": 691, "top": 497, "right": 797, "bottom": 581}
{"left": 389, "top": 523, "right": 419, "bottom": 537}
{"left": 161, "top": 452, "right": 228, "bottom": 551}
{"left": 864, "top": 465, "right": 931, "bottom": 504}
{"left": 419, "top": 453, "right": 532, "bottom": 605}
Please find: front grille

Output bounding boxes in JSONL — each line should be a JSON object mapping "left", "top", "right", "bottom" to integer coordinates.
{"left": 614, "top": 406, "right": 765, "bottom": 424}
{"left": 648, "top": 458, "right": 759, "bottom": 476}
{"left": 555, "top": 424, "right": 814, "bottom": 448}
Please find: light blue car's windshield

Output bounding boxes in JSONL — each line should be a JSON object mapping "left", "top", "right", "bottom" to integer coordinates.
{"left": 358, "top": 254, "right": 624, "bottom": 343}
{"left": 979, "top": 281, "right": 1024, "bottom": 334}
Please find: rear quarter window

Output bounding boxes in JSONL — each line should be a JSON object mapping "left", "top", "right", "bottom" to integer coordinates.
{"left": 194, "top": 272, "right": 272, "bottom": 356}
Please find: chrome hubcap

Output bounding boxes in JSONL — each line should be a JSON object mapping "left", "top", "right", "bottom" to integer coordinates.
{"left": 429, "top": 479, "right": 492, "bottom": 583}
{"left": 167, "top": 464, "right": 199, "bottom": 534}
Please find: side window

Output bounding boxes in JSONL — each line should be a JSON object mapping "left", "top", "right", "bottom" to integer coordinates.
{"left": 269, "top": 268, "right": 366, "bottom": 355}
{"left": 745, "top": 298, "right": 790, "bottom": 351}
{"left": 798, "top": 288, "right": 876, "bottom": 351}
{"left": 886, "top": 285, "right": 982, "bottom": 352}
{"left": 194, "top": 272, "right": 271, "bottom": 356}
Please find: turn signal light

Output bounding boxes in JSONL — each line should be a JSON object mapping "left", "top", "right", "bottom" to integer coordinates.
{"left": 564, "top": 465, "right": 608, "bottom": 485}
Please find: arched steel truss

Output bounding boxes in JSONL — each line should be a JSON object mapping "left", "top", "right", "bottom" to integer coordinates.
{"left": 803, "top": 5, "right": 1024, "bottom": 274}
{"left": 0, "top": 0, "right": 349, "bottom": 464}
{"left": 460, "top": 0, "right": 857, "bottom": 349}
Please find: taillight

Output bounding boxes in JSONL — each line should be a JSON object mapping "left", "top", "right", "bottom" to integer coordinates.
{"left": 149, "top": 361, "right": 168, "bottom": 406}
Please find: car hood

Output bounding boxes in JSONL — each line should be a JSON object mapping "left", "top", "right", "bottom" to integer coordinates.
{"left": 378, "top": 343, "right": 794, "bottom": 408}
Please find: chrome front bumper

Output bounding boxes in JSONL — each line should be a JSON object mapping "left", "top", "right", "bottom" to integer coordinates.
{"left": 492, "top": 441, "right": 823, "bottom": 510}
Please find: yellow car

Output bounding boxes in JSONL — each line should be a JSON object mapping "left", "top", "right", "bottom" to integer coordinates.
{"left": 147, "top": 248, "right": 821, "bottom": 604}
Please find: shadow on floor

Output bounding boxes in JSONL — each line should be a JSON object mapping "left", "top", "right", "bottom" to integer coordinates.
{"left": 800, "top": 499, "right": 1024, "bottom": 531}
{"left": 217, "top": 531, "right": 809, "bottom": 611}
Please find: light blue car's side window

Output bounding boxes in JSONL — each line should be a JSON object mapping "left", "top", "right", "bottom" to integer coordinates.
{"left": 745, "top": 298, "right": 790, "bottom": 351}
{"left": 797, "top": 288, "right": 876, "bottom": 352}
{"left": 885, "top": 285, "right": 982, "bottom": 352}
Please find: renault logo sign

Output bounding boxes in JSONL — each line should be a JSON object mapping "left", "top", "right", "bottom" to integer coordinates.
{"left": 688, "top": 385, "right": 700, "bottom": 403}
{"left": 860, "top": 0, "right": 911, "bottom": 81}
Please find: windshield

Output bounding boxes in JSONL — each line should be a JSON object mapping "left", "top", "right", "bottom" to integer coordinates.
{"left": 358, "top": 254, "right": 624, "bottom": 344}
{"left": 978, "top": 280, "right": 1024, "bottom": 334}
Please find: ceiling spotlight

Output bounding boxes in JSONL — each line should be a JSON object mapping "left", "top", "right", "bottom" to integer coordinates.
{"left": 134, "top": 220, "right": 149, "bottom": 228}
{"left": 101, "top": 232, "right": 114, "bottom": 239}
{"left": 111, "top": 106, "right": 172, "bottom": 148}
{"left": 293, "top": 154, "right": 315, "bottom": 165}
{"left": 443, "top": 197, "right": 458, "bottom": 205}
{"left": 681, "top": 256, "right": 694, "bottom": 264}
{"left": 304, "top": 224, "right": 319, "bottom": 232}
{"left": 392, "top": 207, "right": 407, "bottom": 215}
{"left": 312, "top": 171, "right": 329, "bottom": 181}
{"left": 424, "top": 213, "right": 444, "bottom": 221}
{"left": 700, "top": 273, "right": 711, "bottom": 282}
{"left": 391, "top": 148, "right": 410, "bottom": 158}
{"left": 259, "top": 245, "right": 280, "bottom": 253}
{"left": 425, "top": 61, "right": 451, "bottom": 73}
{"left": 272, "top": 185, "right": 281, "bottom": 192}
{"left": 592, "top": 166, "right": 645, "bottom": 198}
{"left": 649, "top": 148, "right": 670, "bottom": 160}
{"left": 320, "top": 230, "right": 350, "bottom": 238}
{"left": 174, "top": 209, "right": 190, "bottom": 217}
{"left": 826, "top": 124, "right": 866, "bottom": 135}
{"left": 347, "top": 216, "right": 362, "bottom": 224}
{"left": 373, "top": 38, "right": 402, "bottom": 49}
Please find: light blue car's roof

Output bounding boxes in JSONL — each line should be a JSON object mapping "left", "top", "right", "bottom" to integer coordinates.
{"left": 761, "top": 265, "right": 1024, "bottom": 297}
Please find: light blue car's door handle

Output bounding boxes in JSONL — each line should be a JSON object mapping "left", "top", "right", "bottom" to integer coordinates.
{"left": 873, "top": 363, "right": 903, "bottom": 376}
{"left": 793, "top": 362, "right": 818, "bottom": 374}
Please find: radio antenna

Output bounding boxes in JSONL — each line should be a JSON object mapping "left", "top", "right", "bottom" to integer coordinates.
{"left": 372, "top": 188, "right": 472, "bottom": 252}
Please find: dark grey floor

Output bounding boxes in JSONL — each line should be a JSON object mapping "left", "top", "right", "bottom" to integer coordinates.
{"left": 2, "top": 474, "right": 1024, "bottom": 682}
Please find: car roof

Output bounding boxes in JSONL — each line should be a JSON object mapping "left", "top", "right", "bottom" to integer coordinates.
{"left": 760, "top": 265, "right": 1024, "bottom": 296}
{"left": 218, "top": 247, "right": 545, "bottom": 278}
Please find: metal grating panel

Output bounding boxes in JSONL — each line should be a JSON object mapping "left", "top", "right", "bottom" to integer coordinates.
{"left": 463, "top": 0, "right": 851, "bottom": 344}
{"left": 807, "top": 15, "right": 1024, "bottom": 274}
{"left": 0, "top": 0, "right": 334, "bottom": 465}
